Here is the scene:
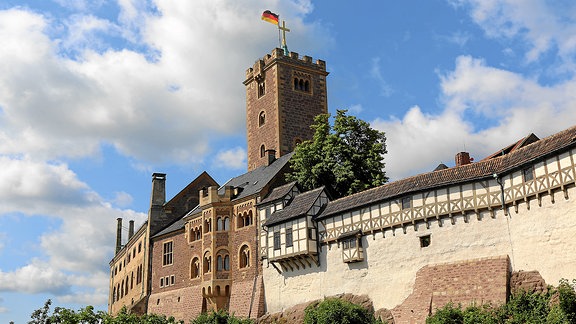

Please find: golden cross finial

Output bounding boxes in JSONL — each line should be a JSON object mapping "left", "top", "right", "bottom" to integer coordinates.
{"left": 278, "top": 20, "right": 290, "bottom": 54}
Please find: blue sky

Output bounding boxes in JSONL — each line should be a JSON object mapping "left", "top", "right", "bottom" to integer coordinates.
{"left": 1, "top": 0, "right": 576, "bottom": 322}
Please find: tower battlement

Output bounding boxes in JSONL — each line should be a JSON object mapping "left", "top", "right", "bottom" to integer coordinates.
{"left": 245, "top": 48, "right": 327, "bottom": 82}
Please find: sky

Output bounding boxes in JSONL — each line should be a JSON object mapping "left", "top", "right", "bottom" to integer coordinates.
{"left": 1, "top": 0, "right": 576, "bottom": 322}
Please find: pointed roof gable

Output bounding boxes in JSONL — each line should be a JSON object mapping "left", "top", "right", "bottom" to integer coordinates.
{"left": 264, "top": 186, "right": 325, "bottom": 227}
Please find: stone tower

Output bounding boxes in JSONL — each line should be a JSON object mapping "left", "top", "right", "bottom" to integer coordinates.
{"left": 243, "top": 48, "right": 329, "bottom": 171}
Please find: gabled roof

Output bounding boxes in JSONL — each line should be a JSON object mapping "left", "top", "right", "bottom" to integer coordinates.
{"left": 319, "top": 124, "right": 576, "bottom": 220}
{"left": 481, "top": 133, "right": 540, "bottom": 161}
{"left": 258, "top": 181, "right": 297, "bottom": 205}
{"left": 219, "top": 152, "right": 293, "bottom": 201}
{"left": 264, "top": 186, "right": 325, "bottom": 227}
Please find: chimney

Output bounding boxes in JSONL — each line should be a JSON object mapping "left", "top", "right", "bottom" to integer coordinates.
{"left": 115, "top": 218, "right": 122, "bottom": 254}
{"left": 455, "top": 152, "right": 471, "bottom": 167}
{"left": 151, "top": 173, "right": 166, "bottom": 208}
{"left": 128, "top": 220, "right": 134, "bottom": 240}
{"left": 266, "top": 149, "right": 276, "bottom": 166}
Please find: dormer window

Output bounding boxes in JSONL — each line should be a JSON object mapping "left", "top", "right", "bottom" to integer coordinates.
{"left": 338, "top": 230, "right": 363, "bottom": 263}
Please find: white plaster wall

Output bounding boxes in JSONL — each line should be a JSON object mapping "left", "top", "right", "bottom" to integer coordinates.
{"left": 262, "top": 186, "right": 576, "bottom": 313}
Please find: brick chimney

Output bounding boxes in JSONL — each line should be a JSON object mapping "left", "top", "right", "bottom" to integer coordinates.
{"left": 128, "top": 220, "right": 134, "bottom": 240}
{"left": 455, "top": 152, "right": 471, "bottom": 167}
{"left": 115, "top": 218, "right": 122, "bottom": 254}
{"left": 266, "top": 149, "right": 276, "bottom": 166}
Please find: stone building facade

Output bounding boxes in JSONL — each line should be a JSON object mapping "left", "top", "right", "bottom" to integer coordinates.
{"left": 110, "top": 48, "right": 576, "bottom": 323}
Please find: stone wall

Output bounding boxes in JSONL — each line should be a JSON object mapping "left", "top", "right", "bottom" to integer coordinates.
{"left": 392, "top": 256, "right": 510, "bottom": 323}
{"left": 148, "top": 286, "right": 203, "bottom": 322}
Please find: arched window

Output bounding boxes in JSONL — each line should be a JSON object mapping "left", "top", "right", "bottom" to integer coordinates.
{"left": 304, "top": 80, "right": 310, "bottom": 92}
{"left": 299, "top": 79, "right": 304, "bottom": 90}
{"left": 113, "top": 287, "right": 117, "bottom": 303}
{"left": 259, "top": 111, "right": 266, "bottom": 127}
{"left": 191, "top": 257, "right": 200, "bottom": 278}
{"left": 245, "top": 211, "right": 253, "bottom": 227}
{"left": 204, "top": 219, "right": 212, "bottom": 233}
{"left": 260, "top": 144, "right": 266, "bottom": 158}
{"left": 239, "top": 245, "right": 250, "bottom": 268}
{"left": 217, "top": 255, "right": 223, "bottom": 271}
{"left": 294, "top": 78, "right": 299, "bottom": 89}
{"left": 223, "top": 217, "right": 230, "bottom": 231}
{"left": 203, "top": 252, "right": 211, "bottom": 274}
{"left": 216, "top": 217, "right": 223, "bottom": 231}
{"left": 258, "top": 80, "right": 265, "bottom": 98}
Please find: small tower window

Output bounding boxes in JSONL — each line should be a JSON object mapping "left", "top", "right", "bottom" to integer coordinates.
{"left": 240, "top": 245, "right": 250, "bottom": 268}
{"left": 259, "top": 111, "right": 266, "bottom": 127}
{"left": 420, "top": 235, "right": 431, "bottom": 248}
{"left": 260, "top": 144, "right": 266, "bottom": 158}
{"left": 258, "top": 80, "right": 265, "bottom": 98}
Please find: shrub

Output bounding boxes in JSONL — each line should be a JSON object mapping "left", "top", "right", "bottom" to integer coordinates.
{"left": 303, "top": 298, "right": 381, "bottom": 324}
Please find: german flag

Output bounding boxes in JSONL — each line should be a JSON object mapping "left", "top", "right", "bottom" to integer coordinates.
{"left": 261, "top": 10, "right": 279, "bottom": 25}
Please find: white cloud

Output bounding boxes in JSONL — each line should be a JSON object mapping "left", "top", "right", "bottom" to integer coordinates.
{"left": 0, "top": 157, "right": 145, "bottom": 303}
{"left": 0, "top": 2, "right": 331, "bottom": 166}
{"left": 370, "top": 57, "right": 394, "bottom": 97}
{"left": 112, "top": 191, "right": 134, "bottom": 208}
{"left": 451, "top": 0, "right": 576, "bottom": 64}
{"left": 346, "top": 104, "right": 363, "bottom": 115}
{"left": 374, "top": 55, "right": 576, "bottom": 180}
{"left": 215, "top": 147, "right": 247, "bottom": 170}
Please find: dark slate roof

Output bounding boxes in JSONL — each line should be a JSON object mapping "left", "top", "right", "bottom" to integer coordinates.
{"left": 153, "top": 205, "right": 202, "bottom": 238}
{"left": 219, "top": 152, "right": 293, "bottom": 201}
{"left": 264, "top": 186, "right": 325, "bottom": 227}
{"left": 152, "top": 153, "right": 292, "bottom": 238}
{"left": 319, "top": 124, "right": 576, "bottom": 219}
{"left": 481, "top": 133, "right": 540, "bottom": 161}
{"left": 258, "top": 181, "right": 297, "bottom": 205}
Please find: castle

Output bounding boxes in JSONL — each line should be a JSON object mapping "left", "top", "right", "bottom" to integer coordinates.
{"left": 108, "top": 48, "right": 576, "bottom": 323}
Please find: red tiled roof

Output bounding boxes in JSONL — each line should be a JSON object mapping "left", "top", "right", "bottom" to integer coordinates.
{"left": 320, "top": 125, "right": 576, "bottom": 219}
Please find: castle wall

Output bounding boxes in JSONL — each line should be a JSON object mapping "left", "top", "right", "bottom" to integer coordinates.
{"left": 261, "top": 148, "right": 576, "bottom": 320}
{"left": 263, "top": 192, "right": 576, "bottom": 313}
{"left": 148, "top": 286, "right": 203, "bottom": 321}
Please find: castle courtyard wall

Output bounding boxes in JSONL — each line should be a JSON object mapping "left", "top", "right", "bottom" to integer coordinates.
{"left": 262, "top": 184, "right": 576, "bottom": 318}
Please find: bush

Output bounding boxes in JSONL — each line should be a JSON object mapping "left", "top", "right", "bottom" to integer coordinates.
{"left": 303, "top": 298, "right": 382, "bottom": 324}
{"left": 191, "top": 309, "right": 253, "bottom": 324}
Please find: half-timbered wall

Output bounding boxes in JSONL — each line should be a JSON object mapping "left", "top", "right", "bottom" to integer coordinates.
{"left": 261, "top": 148, "right": 576, "bottom": 316}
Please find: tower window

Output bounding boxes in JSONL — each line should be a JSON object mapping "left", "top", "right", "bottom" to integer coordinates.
{"left": 260, "top": 144, "right": 266, "bottom": 158}
{"left": 259, "top": 111, "right": 266, "bottom": 127}
{"left": 258, "top": 80, "right": 265, "bottom": 98}
{"left": 293, "top": 73, "right": 312, "bottom": 93}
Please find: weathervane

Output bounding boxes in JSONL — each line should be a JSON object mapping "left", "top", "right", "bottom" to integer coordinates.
{"left": 261, "top": 10, "right": 290, "bottom": 55}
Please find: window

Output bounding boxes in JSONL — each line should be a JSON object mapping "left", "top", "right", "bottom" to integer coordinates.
{"left": 216, "top": 217, "right": 230, "bottom": 231}
{"left": 293, "top": 77, "right": 311, "bottom": 93}
{"left": 239, "top": 245, "right": 250, "bottom": 268}
{"left": 339, "top": 232, "right": 364, "bottom": 263}
{"left": 260, "top": 144, "right": 266, "bottom": 158}
{"left": 259, "top": 111, "right": 266, "bottom": 126}
{"left": 273, "top": 231, "right": 281, "bottom": 250}
{"left": 160, "top": 277, "right": 164, "bottom": 288}
{"left": 401, "top": 197, "right": 411, "bottom": 209}
{"left": 162, "top": 241, "right": 173, "bottom": 266}
{"left": 191, "top": 257, "right": 200, "bottom": 278}
{"left": 138, "top": 242, "right": 142, "bottom": 253}
{"left": 286, "top": 228, "right": 293, "bottom": 247}
{"left": 419, "top": 235, "right": 431, "bottom": 248}
{"left": 204, "top": 219, "right": 212, "bottom": 233}
{"left": 203, "top": 252, "right": 211, "bottom": 274}
{"left": 224, "top": 255, "right": 230, "bottom": 271}
{"left": 523, "top": 166, "right": 534, "bottom": 181}
{"left": 170, "top": 275, "right": 175, "bottom": 285}
{"left": 258, "top": 80, "right": 265, "bottom": 98}
{"left": 217, "top": 255, "right": 223, "bottom": 271}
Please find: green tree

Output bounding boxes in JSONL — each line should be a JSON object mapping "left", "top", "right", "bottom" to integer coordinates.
{"left": 286, "top": 110, "right": 388, "bottom": 197}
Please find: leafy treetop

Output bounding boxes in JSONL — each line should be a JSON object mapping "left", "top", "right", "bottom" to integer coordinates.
{"left": 286, "top": 110, "right": 388, "bottom": 198}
